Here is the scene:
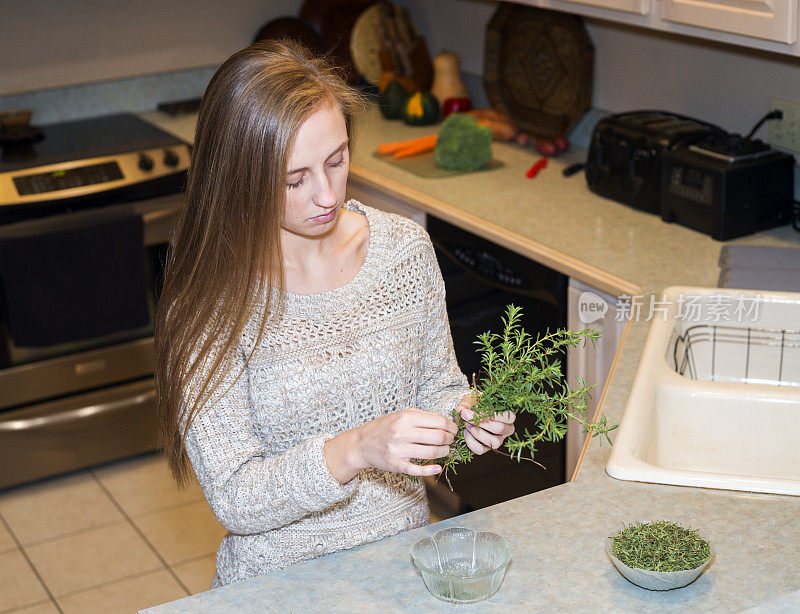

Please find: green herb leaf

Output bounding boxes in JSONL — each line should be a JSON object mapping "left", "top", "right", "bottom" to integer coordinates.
{"left": 429, "top": 304, "right": 617, "bottom": 481}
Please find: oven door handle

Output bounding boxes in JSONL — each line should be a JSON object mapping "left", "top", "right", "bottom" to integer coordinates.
{"left": 0, "top": 389, "right": 156, "bottom": 432}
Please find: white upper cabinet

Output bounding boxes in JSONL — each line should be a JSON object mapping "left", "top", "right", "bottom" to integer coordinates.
{"left": 558, "top": 0, "right": 650, "bottom": 15}
{"left": 514, "top": 0, "right": 800, "bottom": 54}
{"left": 661, "top": 0, "right": 798, "bottom": 43}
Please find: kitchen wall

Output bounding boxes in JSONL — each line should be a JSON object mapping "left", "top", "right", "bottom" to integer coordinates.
{"left": 403, "top": 0, "right": 800, "bottom": 139}
{"left": 4, "top": 0, "right": 800, "bottom": 141}
{"left": 0, "top": 0, "right": 302, "bottom": 123}
{"left": 1, "top": 0, "right": 302, "bottom": 96}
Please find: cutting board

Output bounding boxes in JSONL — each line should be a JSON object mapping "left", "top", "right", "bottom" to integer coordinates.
{"left": 373, "top": 151, "right": 504, "bottom": 178}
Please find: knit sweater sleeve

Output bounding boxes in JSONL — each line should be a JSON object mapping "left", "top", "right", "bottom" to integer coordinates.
{"left": 183, "top": 344, "right": 357, "bottom": 535}
{"left": 415, "top": 229, "right": 471, "bottom": 419}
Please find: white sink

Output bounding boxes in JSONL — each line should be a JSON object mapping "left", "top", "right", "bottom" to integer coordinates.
{"left": 606, "top": 286, "right": 800, "bottom": 496}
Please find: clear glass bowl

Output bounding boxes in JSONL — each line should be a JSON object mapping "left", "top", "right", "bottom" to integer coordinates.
{"left": 411, "top": 527, "right": 512, "bottom": 604}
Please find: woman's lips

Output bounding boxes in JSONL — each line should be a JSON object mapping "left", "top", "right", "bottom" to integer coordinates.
{"left": 311, "top": 208, "right": 337, "bottom": 223}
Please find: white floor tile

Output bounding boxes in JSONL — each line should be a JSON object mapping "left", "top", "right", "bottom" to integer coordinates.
{"left": 133, "top": 501, "right": 226, "bottom": 565}
{"left": 94, "top": 453, "right": 204, "bottom": 517}
{"left": 25, "top": 521, "right": 163, "bottom": 596}
{"left": 7, "top": 600, "right": 60, "bottom": 613}
{"left": 0, "top": 473, "right": 123, "bottom": 545}
{"left": 57, "top": 569, "right": 187, "bottom": 614}
{"left": 171, "top": 554, "right": 217, "bottom": 595}
{"left": 0, "top": 549, "right": 49, "bottom": 611}
{"left": 0, "top": 518, "right": 16, "bottom": 553}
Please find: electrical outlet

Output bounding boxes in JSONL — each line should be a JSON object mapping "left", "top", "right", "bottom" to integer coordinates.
{"left": 769, "top": 97, "right": 800, "bottom": 153}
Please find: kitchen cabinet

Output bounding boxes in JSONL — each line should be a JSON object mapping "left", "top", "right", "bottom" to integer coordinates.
{"left": 558, "top": 0, "right": 649, "bottom": 15}
{"left": 512, "top": 0, "right": 800, "bottom": 55}
{"left": 661, "top": 0, "right": 798, "bottom": 44}
{"left": 565, "top": 279, "right": 627, "bottom": 479}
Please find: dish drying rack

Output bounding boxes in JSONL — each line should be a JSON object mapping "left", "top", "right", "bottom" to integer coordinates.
{"left": 672, "top": 324, "right": 800, "bottom": 387}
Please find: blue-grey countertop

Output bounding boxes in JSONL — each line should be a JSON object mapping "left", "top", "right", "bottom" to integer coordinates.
{"left": 141, "top": 108, "right": 800, "bottom": 613}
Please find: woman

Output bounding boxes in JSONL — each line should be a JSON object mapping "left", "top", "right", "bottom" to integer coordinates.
{"left": 155, "top": 40, "right": 516, "bottom": 587}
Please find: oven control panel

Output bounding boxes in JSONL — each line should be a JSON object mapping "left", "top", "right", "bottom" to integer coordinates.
{"left": 0, "top": 144, "right": 191, "bottom": 207}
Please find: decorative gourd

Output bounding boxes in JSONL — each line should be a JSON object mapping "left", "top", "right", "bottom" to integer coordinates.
{"left": 402, "top": 91, "right": 440, "bottom": 126}
{"left": 379, "top": 71, "right": 416, "bottom": 95}
{"left": 430, "top": 50, "right": 469, "bottom": 107}
{"left": 379, "top": 80, "right": 411, "bottom": 120}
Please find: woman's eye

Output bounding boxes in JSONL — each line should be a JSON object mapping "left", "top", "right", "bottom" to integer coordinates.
{"left": 286, "top": 175, "right": 304, "bottom": 190}
{"left": 327, "top": 155, "right": 346, "bottom": 168}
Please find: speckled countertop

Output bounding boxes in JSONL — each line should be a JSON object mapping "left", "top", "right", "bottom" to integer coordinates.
{"left": 141, "top": 108, "right": 800, "bottom": 613}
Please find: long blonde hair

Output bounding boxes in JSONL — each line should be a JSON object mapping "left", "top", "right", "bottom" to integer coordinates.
{"left": 155, "top": 40, "right": 364, "bottom": 484}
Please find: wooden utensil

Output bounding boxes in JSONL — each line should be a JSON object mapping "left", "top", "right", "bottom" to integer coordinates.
{"left": 376, "top": 3, "right": 432, "bottom": 91}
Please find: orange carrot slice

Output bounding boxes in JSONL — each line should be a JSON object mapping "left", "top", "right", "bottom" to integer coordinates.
{"left": 377, "top": 134, "right": 437, "bottom": 156}
{"left": 393, "top": 140, "right": 437, "bottom": 158}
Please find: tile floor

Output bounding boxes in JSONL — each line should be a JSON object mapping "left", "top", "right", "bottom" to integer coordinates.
{"left": 0, "top": 455, "right": 454, "bottom": 613}
{"left": 0, "top": 453, "right": 224, "bottom": 614}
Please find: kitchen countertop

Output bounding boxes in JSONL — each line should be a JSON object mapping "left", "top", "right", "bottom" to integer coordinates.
{"left": 141, "top": 107, "right": 800, "bottom": 613}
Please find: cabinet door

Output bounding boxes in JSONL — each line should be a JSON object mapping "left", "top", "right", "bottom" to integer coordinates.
{"left": 661, "top": 0, "right": 798, "bottom": 43}
{"left": 557, "top": 0, "right": 650, "bottom": 15}
{"left": 565, "top": 279, "right": 627, "bottom": 480}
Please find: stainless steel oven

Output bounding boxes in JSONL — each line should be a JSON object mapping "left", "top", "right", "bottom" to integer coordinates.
{"left": 0, "top": 113, "right": 188, "bottom": 489}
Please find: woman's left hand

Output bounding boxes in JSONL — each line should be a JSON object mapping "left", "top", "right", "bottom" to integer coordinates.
{"left": 455, "top": 394, "right": 516, "bottom": 455}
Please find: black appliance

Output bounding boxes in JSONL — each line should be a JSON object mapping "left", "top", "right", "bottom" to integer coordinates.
{"left": 0, "top": 113, "right": 189, "bottom": 489}
{"left": 585, "top": 110, "right": 795, "bottom": 240}
{"left": 426, "top": 215, "right": 568, "bottom": 512}
{"left": 661, "top": 133, "right": 795, "bottom": 240}
{"left": 586, "top": 111, "right": 719, "bottom": 214}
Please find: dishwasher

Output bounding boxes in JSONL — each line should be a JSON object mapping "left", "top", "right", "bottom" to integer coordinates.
{"left": 426, "top": 215, "right": 568, "bottom": 512}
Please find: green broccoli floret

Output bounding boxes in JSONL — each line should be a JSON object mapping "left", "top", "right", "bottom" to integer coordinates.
{"left": 434, "top": 114, "right": 493, "bottom": 171}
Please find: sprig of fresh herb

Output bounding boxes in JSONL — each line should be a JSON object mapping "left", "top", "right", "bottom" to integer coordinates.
{"left": 430, "top": 304, "right": 617, "bottom": 484}
{"left": 609, "top": 520, "right": 711, "bottom": 572}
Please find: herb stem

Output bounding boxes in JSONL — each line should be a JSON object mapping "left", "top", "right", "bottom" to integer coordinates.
{"left": 433, "top": 304, "right": 617, "bottom": 484}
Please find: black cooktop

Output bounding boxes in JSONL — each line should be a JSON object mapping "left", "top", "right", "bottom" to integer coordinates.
{"left": 0, "top": 114, "right": 184, "bottom": 173}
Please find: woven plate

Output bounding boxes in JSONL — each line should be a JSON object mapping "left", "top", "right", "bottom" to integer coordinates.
{"left": 484, "top": 4, "right": 593, "bottom": 139}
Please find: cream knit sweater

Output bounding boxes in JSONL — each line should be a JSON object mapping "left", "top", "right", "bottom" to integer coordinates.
{"left": 184, "top": 202, "right": 470, "bottom": 587}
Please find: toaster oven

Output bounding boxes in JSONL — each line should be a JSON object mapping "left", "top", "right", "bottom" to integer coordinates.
{"left": 585, "top": 111, "right": 719, "bottom": 214}
{"left": 585, "top": 110, "right": 795, "bottom": 240}
{"left": 660, "top": 134, "right": 795, "bottom": 240}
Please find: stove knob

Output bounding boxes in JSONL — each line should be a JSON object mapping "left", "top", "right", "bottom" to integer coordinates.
{"left": 163, "top": 149, "right": 179, "bottom": 167}
{"left": 138, "top": 153, "right": 154, "bottom": 171}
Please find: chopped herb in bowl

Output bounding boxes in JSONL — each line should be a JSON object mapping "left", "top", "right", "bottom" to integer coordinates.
{"left": 606, "top": 520, "right": 714, "bottom": 591}
{"left": 610, "top": 520, "right": 711, "bottom": 572}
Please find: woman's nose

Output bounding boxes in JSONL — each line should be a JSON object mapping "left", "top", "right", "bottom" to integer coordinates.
{"left": 314, "top": 175, "right": 338, "bottom": 209}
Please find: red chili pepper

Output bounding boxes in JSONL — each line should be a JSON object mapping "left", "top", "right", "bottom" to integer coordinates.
{"left": 526, "top": 157, "right": 548, "bottom": 179}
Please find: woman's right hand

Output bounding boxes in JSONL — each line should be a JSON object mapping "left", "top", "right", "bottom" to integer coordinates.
{"left": 356, "top": 408, "right": 458, "bottom": 476}
{"left": 323, "top": 409, "right": 458, "bottom": 483}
